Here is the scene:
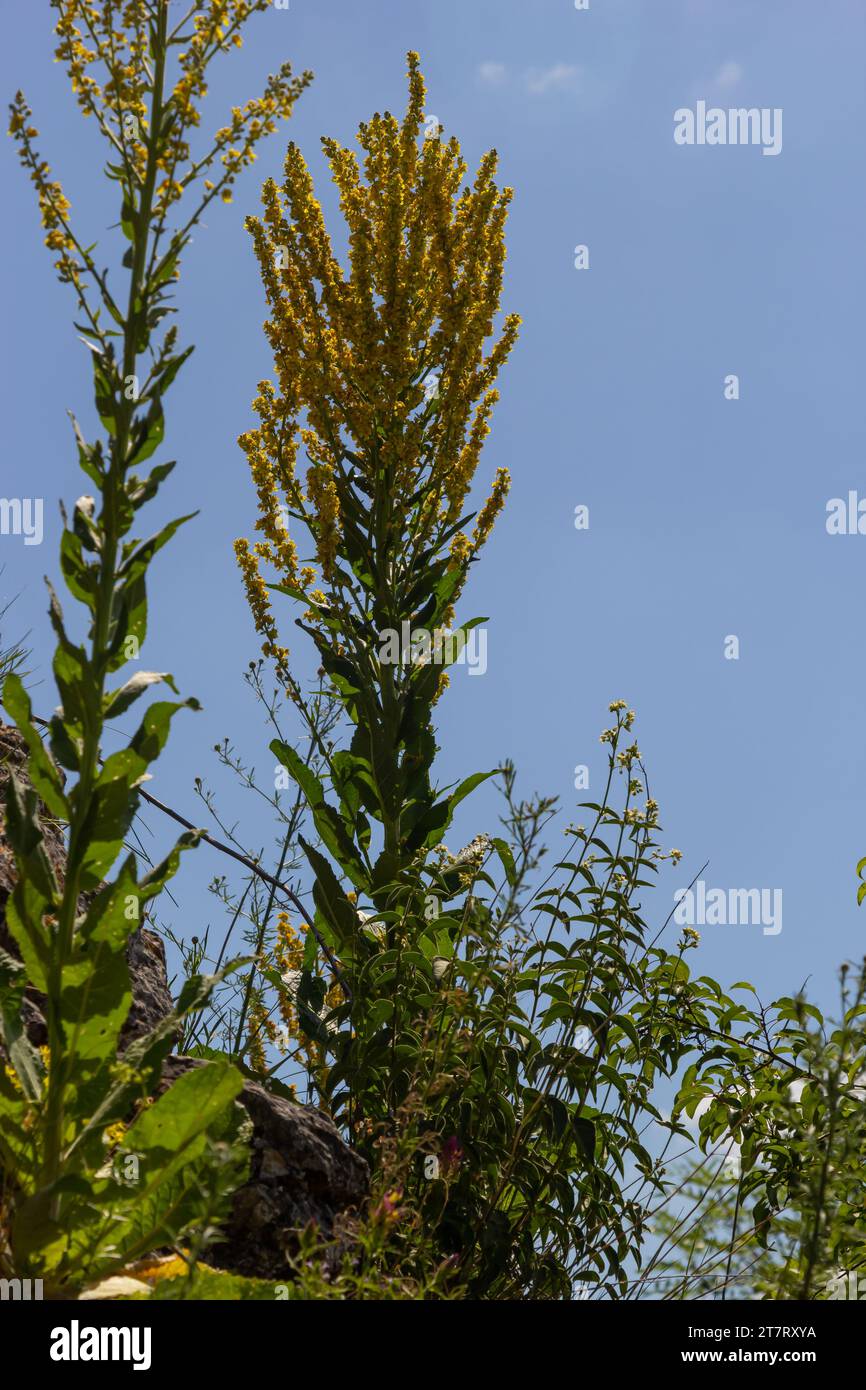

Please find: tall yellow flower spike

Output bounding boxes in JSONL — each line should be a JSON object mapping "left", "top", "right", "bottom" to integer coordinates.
{"left": 237, "top": 51, "right": 519, "bottom": 675}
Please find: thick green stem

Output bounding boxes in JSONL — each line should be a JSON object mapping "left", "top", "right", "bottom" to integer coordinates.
{"left": 42, "top": 4, "right": 169, "bottom": 1198}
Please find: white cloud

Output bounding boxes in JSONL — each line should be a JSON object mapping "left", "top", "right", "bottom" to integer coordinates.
{"left": 712, "top": 60, "right": 743, "bottom": 91}
{"left": 524, "top": 63, "right": 580, "bottom": 97}
{"left": 477, "top": 60, "right": 507, "bottom": 87}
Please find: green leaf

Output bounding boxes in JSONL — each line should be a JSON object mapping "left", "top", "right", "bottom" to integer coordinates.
{"left": 2, "top": 674, "right": 69, "bottom": 821}
{"left": 118, "top": 512, "right": 197, "bottom": 586}
{"left": 298, "top": 836, "right": 360, "bottom": 956}
{"left": 61, "top": 855, "right": 155, "bottom": 1066}
{"left": 148, "top": 344, "right": 194, "bottom": 398}
{"left": 121, "top": 1060, "right": 243, "bottom": 1164}
{"left": 127, "top": 459, "right": 176, "bottom": 512}
{"left": 3, "top": 772, "right": 59, "bottom": 904}
{"left": 59, "top": 530, "right": 100, "bottom": 611}
{"left": 270, "top": 738, "right": 326, "bottom": 811}
{"left": 68, "top": 413, "right": 104, "bottom": 487}
{"left": 92, "top": 357, "right": 119, "bottom": 437}
{"left": 272, "top": 740, "right": 368, "bottom": 888}
{"left": 491, "top": 836, "right": 516, "bottom": 887}
{"left": 572, "top": 1115, "right": 596, "bottom": 1162}
{"left": 103, "top": 671, "right": 179, "bottom": 719}
{"left": 296, "top": 971, "right": 330, "bottom": 1044}
{"left": 406, "top": 769, "right": 496, "bottom": 853}
{"left": 47, "top": 584, "right": 97, "bottom": 730}
{"left": 120, "top": 195, "right": 136, "bottom": 242}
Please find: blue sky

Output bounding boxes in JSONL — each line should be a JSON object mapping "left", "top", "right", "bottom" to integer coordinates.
{"left": 2, "top": 0, "right": 865, "bottom": 1018}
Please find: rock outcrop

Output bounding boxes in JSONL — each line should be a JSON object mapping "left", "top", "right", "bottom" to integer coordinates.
{"left": 0, "top": 721, "right": 368, "bottom": 1279}
{"left": 161, "top": 1055, "right": 368, "bottom": 1278}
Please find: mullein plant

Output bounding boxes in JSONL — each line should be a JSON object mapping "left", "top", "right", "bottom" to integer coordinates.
{"left": 234, "top": 55, "right": 782, "bottom": 1298}
{"left": 235, "top": 50, "right": 518, "bottom": 1099}
{"left": 0, "top": 0, "right": 309, "bottom": 1294}
{"left": 235, "top": 51, "right": 519, "bottom": 904}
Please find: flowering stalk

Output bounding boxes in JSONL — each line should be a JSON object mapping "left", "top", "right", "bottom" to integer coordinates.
{"left": 237, "top": 52, "right": 519, "bottom": 974}
{"left": 0, "top": 0, "right": 309, "bottom": 1288}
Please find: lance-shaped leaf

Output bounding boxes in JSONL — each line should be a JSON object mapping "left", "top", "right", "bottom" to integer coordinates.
{"left": 3, "top": 880, "right": 53, "bottom": 994}
{"left": 2, "top": 673, "right": 69, "bottom": 821}
{"left": 92, "top": 354, "right": 120, "bottom": 438}
{"left": 272, "top": 739, "right": 369, "bottom": 889}
{"left": 106, "top": 574, "right": 147, "bottom": 673}
{"left": 59, "top": 530, "right": 100, "bottom": 612}
{"left": 103, "top": 1070, "right": 249, "bottom": 1270}
{"left": 126, "top": 458, "right": 176, "bottom": 512}
{"left": 64, "top": 958, "right": 252, "bottom": 1167}
{"left": 47, "top": 584, "right": 98, "bottom": 733}
{"left": 60, "top": 856, "right": 144, "bottom": 1065}
{"left": 103, "top": 670, "right": 179, "bottom": 720}
{"left": 73, "top": 699, "right": 198, "bottom": 888}
{"left": 63, "top": 836, "right": 200, "bottom": 1080}
{"left": 48, "top": 713, "right": 82, "bottom": 774}
{"left": 298, "top": 835, "right": 361, "bottom": 958}
{"left": 3, "top": 773, "right": 60, "bottom": 905}
{"left": 404, "top": 768, "right": 497, "bottom": 853}
{"left": 68, "top": 413, "right": 104, "bottom": 488}
{"left": 145, "top": 343, "right": 194, "bottom": 400}
{"left": 126, "top": 395, "right": 165, "bottom": 466}
{"left": 331, "top": 747, "right": 382, "bottom": 824}
{"left": 118, "top": 512, "right": 197, "bottom": 587}
{"left": 72, "top": 495, "right": 100, "bottom": 553}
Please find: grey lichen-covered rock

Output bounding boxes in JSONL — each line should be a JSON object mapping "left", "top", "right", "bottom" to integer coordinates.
{"left": 122, "top": 926, "right": 175, "bottom": 1047}
{"left": 161, "top": 1056, "right": 369, "bottom": 1278}
{"left": 0, "top": 719, "right": 368, "bottom": 1279}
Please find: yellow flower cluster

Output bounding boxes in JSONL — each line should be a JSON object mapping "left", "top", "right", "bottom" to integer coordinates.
{"left": 155, "top": 2, "right": 310, "bottom": 216}
{"left": 12, "top": 0, "right": 311, "bottom": 301}
{"left": 433, "top": 670, "right": 450, "bottom": 705}
{"left": 124, "top": 1253, "right": 194, "bottom": 1287}
{"left": 103, "top": 1120, "right": 127, "bottom": 1148}
{"left": 272, "top": 911, "right": 309, "bottom": 1064}
{"left": 305, "top": 463, "right": 342, "bottom": 580}
{"left": 2, "top": 1062, "right": 22, "bottom": 1096}
{"left": 238, "top": 386, "right": 301, "bottom": 579}
{"left": 8, "top": 93, "right": 79, "bottom": 283}
{"left": 271, "top": 913, "right": 344, "bottom": 1079}
{"left": 471, "top": 466, "right": 511, "bottom": 552}
{"left": 449, "top": 532, "right": 472, "bottom": 569}
{"left": 236, "top": 51, "right": 519, "bottom": 680}
{"left": 246, "top": 985, "right": 276, "bottom": 1073}
{"left": 234, "top": 537, "right": 290, "bottom": 676}
{"left": 53, "top": 5, "right": 103, "bottom": 116}
{"left": 616, "top": 742, "right": 642, "bottom": 769}
{"left": 52, "top": 2, "right": 152, "bottom": 181}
